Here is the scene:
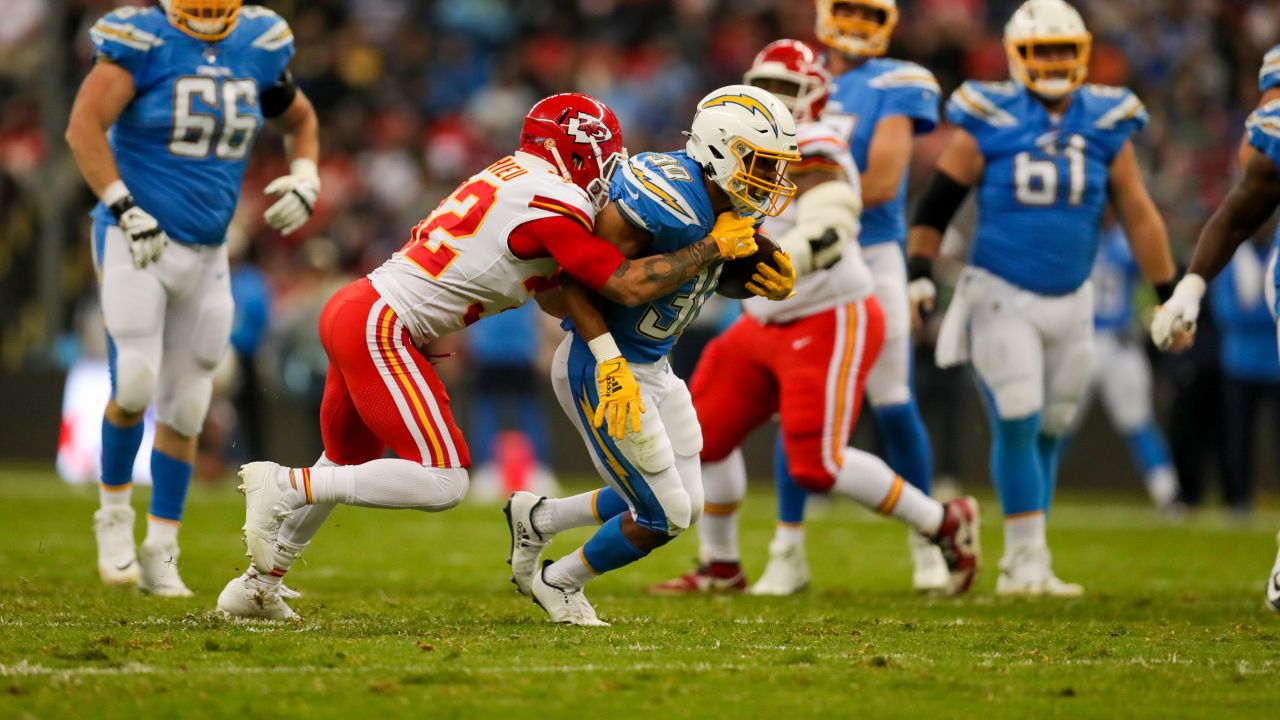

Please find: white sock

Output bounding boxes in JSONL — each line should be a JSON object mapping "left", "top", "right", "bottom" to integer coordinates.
{"left": 698, "top": 451, "right": 747, "bottom": 564}
{"left": 263, "top": 455, "right": 337, "bottom": 587}
{"left": 832, "top": 448, "right": 944, "bottom": 535}
{"left": 143, "top": 516, "right": 179, "bottom": 546}
{"left": 543, "top": 548, "right": 596, "bottom": 590}
{"left": 773, "top": 523, "right": 805, "bottom": 547}
{"left": 1145, "top": 466, "right": 1178, "bottom": 507}
{"left": 100, "top": 484, "right": 132, "bottom": 508}
{"left": 283, "top": 459, "right": 468, "bottom": 511}
{"left": 1004, "top": 512, "right": 1046, "bottom": 554}
{"left": 532, "top": 490, "right": 600, "bottom": 536}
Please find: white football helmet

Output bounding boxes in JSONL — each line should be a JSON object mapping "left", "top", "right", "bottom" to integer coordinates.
{"left": 686, "top": 85, "right": 801, "bottom": 218}
{"left": 1005, "top": 0, "right": 1092, "bottom": 100}
{"left": 815, "top": 0, "right": 899, "bottom": 58}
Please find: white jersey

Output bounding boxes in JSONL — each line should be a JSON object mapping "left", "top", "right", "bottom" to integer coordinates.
{"left": 743, "top": 121, "right": 875, "bottom": 324}
{"left": 369, "top": 151, "right": 596, "bottom": 344}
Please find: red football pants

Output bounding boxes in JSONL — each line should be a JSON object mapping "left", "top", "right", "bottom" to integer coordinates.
{"left": 691, "top": 297, "right": 884, "bottom": 491}
{"left": 317, "top": 278, "right": 470, "bottom": 468}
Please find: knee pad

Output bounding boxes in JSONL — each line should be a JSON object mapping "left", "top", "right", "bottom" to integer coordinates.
{"left": 157, "top": 376, "right": 213, "bottom": 438}
{"left": 112, "top": 353, "right": 156, "bottom": 414}
{"left": 657, "top": 485, "right": 692, "bottom": 536}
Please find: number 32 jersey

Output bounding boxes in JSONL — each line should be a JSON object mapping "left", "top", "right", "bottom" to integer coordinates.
{"left": 87, "top": 6, "right": 294, "bottom": 245}
{"left": 947, "top": 81, "right": 1147, "bottom": 296}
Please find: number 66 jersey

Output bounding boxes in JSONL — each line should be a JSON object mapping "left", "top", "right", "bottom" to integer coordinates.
{"left": 947, "top": 81, "right": 1147, "bottom": 295}
{"left": 87, "top": 5, "right": 295, "bottom": 245}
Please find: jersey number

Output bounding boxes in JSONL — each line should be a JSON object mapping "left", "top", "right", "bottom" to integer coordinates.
{"left": 401, "top": 178, "right": 499, "bottom": 278}
{"left": 635, "top": 269, "right": 716, "bottom": 341}
{"left": 1013, "top": 134, "right": 1086, "bottom": 206}
{"left": 169, "top": 76, "right": 259, "bottom": 160}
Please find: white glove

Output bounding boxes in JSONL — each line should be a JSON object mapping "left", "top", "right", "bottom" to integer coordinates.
{"left": 907, "top": 277, "right": 937, "bottom": 326}
{"left": 104, "top": 182, "right": 168, "bottom": 269}
{"left": 264, "top": 159, "right": 320, "bottom": 235}
{"left": 1150, "top": 274, "right": 1205, "bottom": 351}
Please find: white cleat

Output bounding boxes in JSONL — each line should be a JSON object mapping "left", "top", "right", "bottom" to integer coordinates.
{"left": 216, "top": 573, "right": 298, "bottom": 621}
{"left": 748, "top": 540, "right": 810, "bottom": 596}
{"left": 94, "top": 506, "right": 139, "bottom": 586}
{"left": 910, "top": 530, "right": 950, "bottom": 593}
{"left": 505, "top": 491, "right": 549, "bottom": 596}
{"left": 1265, "top": 532, "right": 1280, "bottom": 614}
{"left": 531, "top": 561, "right": 609, "bottom": 627}
{"left": 138, "top": 541, "right": 193, "bottom": 597}
{"left": 278, "top": 584, "right": 302, "bottom": 600}
{"left": 996, "top": 543, "right": 1084, "bottom": 598}
{"left": 239, "top": 461, "right": 292, "bottom": 574}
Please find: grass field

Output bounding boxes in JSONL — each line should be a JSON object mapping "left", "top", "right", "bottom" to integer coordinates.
{"left": 2, "top": 464, "right": 1279, "bottom": 719}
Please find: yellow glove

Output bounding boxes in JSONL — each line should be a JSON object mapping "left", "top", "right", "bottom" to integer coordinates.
{"left": 594, "top": 356, "right": 646, "bottom": 441}
{"left": 709, "top": 212, "right": 757, "bottom": 260}
{"left": 746, "top": 250, "right": 796, "bottom": 301}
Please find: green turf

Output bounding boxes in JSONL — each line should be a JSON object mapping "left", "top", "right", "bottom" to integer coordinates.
{"left": 1, "top": 465, "right": 1278, "bottom": 719}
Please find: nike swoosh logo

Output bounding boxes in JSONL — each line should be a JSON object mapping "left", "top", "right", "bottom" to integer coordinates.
{"left": 624, "top": 186, "right": 640, "bottom": 200}
{"left": 116, "top": 560, "right": 135, "bottom": 571}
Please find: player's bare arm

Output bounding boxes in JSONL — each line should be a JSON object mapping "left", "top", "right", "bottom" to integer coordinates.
{"left": 1107, "top": 140, "right": 1175, "bottom": 288}
{"left": 861, "top": 115, "right": 914, "bottom": 207}
{"left": 65, "top": 61, "right": 135, "bottom": 199}
{"left": 904, "top": 127, "right": 983, "bottom": 325}
{"left": 262, "top": 75, "right": 321, "bottom": 235}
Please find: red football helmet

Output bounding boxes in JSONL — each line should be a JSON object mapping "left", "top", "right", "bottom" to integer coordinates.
{"left": 743, "top": 40, "right": 833, "bottom": 123}
{"left": 520, "top": 93, "right": 626, "bottom": 211}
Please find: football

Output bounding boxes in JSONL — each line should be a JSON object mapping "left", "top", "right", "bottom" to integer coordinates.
{"left": 715, "top": 231, "right": 782, "bottom": 300}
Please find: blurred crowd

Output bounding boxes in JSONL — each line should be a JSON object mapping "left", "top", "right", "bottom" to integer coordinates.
{"left": 4, "top": 0, "right": 1280, "bottom": 503}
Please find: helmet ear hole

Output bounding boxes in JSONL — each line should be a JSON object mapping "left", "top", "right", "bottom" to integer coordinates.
{"left": 708, "top": 146, "right": 725, "bottom": 160}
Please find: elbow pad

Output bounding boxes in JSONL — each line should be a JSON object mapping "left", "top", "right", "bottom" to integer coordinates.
{"left": 776, "top": 179, "right": 862, "bottom": 277}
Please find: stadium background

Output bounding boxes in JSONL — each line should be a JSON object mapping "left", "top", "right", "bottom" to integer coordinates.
{"left": 1, "top": 0, "right": 1278, "bottom": 507}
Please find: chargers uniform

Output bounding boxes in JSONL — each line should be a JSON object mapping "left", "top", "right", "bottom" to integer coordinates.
{"left": 551, "top": 150, "right": 718, "bottom": 537}
{"left": 1082, "top": 226, "right": 1178, "bottom": 507}
{"left": 1257, "top": 47, "right": 1280, "bottom": 318}
{"left": 938, "top": 79, "right": 1148, "bottom": 469}
{"left": 89, "top": 5, "right": 294, "bottom": 440}
{"left": 825, "top": 59, "right": 939, "bottom": 409}
{"left": 693, "top": 124, "right": 884, "bottom": 490}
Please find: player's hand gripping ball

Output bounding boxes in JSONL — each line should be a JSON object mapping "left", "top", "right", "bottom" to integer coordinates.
{"left": 716, "top": 232, "right": 791, "bottom": 300}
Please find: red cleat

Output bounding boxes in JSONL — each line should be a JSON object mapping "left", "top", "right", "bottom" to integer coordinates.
{"left": 648, "top": 562, "right": 748, "bottom": 595}
{"left": 932, "top": 496, "right": 981, "bottom": 596}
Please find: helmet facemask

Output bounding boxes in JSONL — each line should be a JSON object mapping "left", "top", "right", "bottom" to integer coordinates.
{"left": 543, "top": 134, "right": 628, "bottom": 213}
{"left": 723, "top": 137, "right": 801, "bottom": 217}
{"left": 162, "top": 0, "right": 243, "bottom": 42}
{"left": 816, "top": 0, "right": 898, "bottom": 58}
{"left": 1007, "top": 35, "right": 1091, "bottom": 100}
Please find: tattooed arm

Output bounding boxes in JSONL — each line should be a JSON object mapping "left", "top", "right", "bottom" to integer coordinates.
{"left": 591, "top": 202, "right": 725, "bottom": 308}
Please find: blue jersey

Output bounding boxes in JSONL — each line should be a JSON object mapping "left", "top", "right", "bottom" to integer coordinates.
{"left": 947, "top": 81, "right": 1148, "bottom": 295}
{"left": 468, "top": 302, "right": 540, "bottom": 367}
{"left": 1211, "top": 244, "right": 1280, "bottom": 382}
{"left": 88, "top": 6, "right": 295, "bottom": 246}
{"left": 825, "top": 58, "right": 940, "bottom": 247}
{"left": 1262, "top": 45, "right": 1280, "bottom": 93}
{"left": 1090, "top": 225, "right": 1138, "bottom": 333}
{"left": 568, "top": 150, "right": 723, "bottom": 364}
{"left": 1246, "top": 101, "right": 1280, "bottom": 305}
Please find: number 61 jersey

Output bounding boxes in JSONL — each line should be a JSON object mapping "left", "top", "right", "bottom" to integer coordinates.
{"left": 947, "top": 81, "right": 1147, "bottom": 296}
{"left": 87, "top": 6, "right": 294, "bottom": 246}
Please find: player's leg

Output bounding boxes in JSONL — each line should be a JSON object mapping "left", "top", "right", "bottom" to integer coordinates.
{"left": 1095, "top": 333, "right": 1179, "bottom": 510}
{"left": 649, "top": 317, "right": 777, "bottom": 593}
{"left": 240, "top": 284, "right": 471, "bottom": 574}
{"left": 92, "top": 222, "right": 166, "bottom": 586}
{"left": 862, "top": 244, "right": 942, "bottom": 587}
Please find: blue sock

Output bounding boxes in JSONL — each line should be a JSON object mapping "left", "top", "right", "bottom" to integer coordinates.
{"left": 989, "top": 412, "right": 1045, "bottom": 516}
{"left": 773, "top": 433, "right": 807, "bottom": 524}
{"left": 594, "top": 486, "right": 630, "bottom": 521}
{"left": 1037, "top": 433, "right": 1064, "bottom": 509}
{"left": 871, "top": 399, "right": 934, "bottom": 495}
{"left": 581, "top": 514, "right": 649, "bottom": 574}
{"left": 149, "top": 450, "right": 193, "bottom": 522}
{"left": 101, "top": 418, "right": 144, "bottom": 488}
{"left": 1125, "top": 424, "right": 1173, "bottom": 477}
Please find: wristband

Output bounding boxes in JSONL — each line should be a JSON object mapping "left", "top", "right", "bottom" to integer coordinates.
{"left": 102, "top": 179, "right": 130, "bottom": 209}
{"left": 907, "top": 256, "right": 934, "bottom": 283}
{"left": 587, "top": 333, "right": 622, "bottom": 362}
{"left": 290, "top": 158, "right": 319, "bottom": 181}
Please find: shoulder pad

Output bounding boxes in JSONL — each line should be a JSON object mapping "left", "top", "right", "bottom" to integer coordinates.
{"left": 946, "top": 81, "right": 1019, "bottom": 128}
{"left": 1085, "top": 85, "right": 1148, "bottom": 132}
{"left": 797, "top": 121, "right": 849, "bottom": 160}
{"left": 868, "top": 61, "right": 941, "bottom": 93}
{"left": 239, "top": 7, "right": 294, "bottom": 52}
{"left": 527, "top": 177, "right": 595, "bottom": 231}
{"left": 1261, "top": 45, "right": 1280, "bottom": 92}
{"left": 1246, "top": 100, "right": 1280, "bottom": 164}
{"left": 90, "top": 7, "right": 166, "bottom": 54}
{"left": 612, "top": 153, "right": 705, "bottom": 231}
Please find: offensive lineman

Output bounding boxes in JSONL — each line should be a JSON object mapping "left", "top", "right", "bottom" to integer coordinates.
{"left": 505, "top": 86, "right": 802, "bottom": 625}
{"left": 220, "top": 94, "right": 763, "bottom": 619}
{"left": 783, "top": 0, "right": 949, "bottom": 590}
{"left": 66, "top": 0, "right": 320, "bottom": 595}
{"left": 650, "top": 41, "right": 980, "bottom": 597}
{"left": 908, "top": 0, "right": 1177, "bottom": 596}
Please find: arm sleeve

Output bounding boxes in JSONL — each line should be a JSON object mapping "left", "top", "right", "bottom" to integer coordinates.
{"left": 510, "top": 217, "right": 626, "bottom": 293}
